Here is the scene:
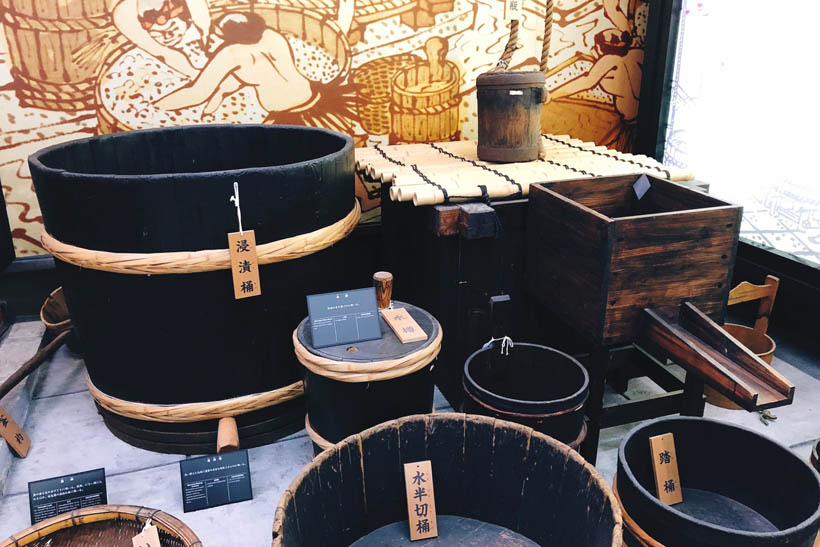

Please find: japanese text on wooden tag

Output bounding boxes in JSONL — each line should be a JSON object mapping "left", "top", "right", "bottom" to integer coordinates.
{"left": 404, "top": 460, "right": 438, "bottom": 540}
{"left": 504, "top": 0, "right": 523, "bottom": 21}
{"left": 0, "top": 405, "right": 30, "bottom": 457}
{"left": 382, "top": 308, "right": 427, "bottom": 343}
{"left": 132, "top": 522, "right": 162, "bottom": 547}
{"left": 228, "top": 230, "right": 261, "bottom": 299}
{"left": 649, "top": 433, "right": 682, "bottom": 505}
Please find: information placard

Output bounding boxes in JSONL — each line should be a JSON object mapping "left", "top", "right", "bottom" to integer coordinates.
{"left": 307, "top": 288, "right": 382, "bottom": 349}
{"left": 179, "top": 450, "right": 253, "bottom": 513}
{"left": 28, "top": 468, "right": 107, "bottom": 525}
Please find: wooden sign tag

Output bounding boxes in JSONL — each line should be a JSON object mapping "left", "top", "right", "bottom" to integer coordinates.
{"left": 504, "top": 0, "right": 523, "bottom": 20}
{"left": 382, "top": 308, "right": 427, "bottom": 344}
{"left": 649, "top": 433, "right": 683, "bottom": 505}
{"left": 228, "top": 230, "right": 262, "bottom": 299}
{"left": 132, "top": 522, "right": 162, "bottom": 547}
{"left": 0, "top": 405, "right": 30, "bottom": 457}
{"left": 404, "top": 460, "right": 438, "bottom": 541}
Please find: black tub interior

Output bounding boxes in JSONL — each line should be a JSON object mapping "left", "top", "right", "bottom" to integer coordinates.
{"left": 34, "top": 125, "right": 348, "bottom": 176}
{"left": 467, "top": 345, "right": 587, "bottom": 402}
{"left": 622, "top": 419, "right": 819, "bottom": 532}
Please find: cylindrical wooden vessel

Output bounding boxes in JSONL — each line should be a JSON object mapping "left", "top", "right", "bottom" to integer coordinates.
{"left": 0, "top": 0, "right": 120, "bottom": 111}
{"left": 616, "top": 416, "right": 820, "bottom": 547}
{"left": 462, "top": 342, "right": 589, "bottom": 449}
{"left": 272, "top": 413, "right": 622, "bottom": 546}
{"left": 29, "top": 125, "right": 355, "bottom": 453}
{"left": 704, "top": 323, "right": 776, "bottom": 409}
{"left": 296, "top": 301, "right": 438, "bottom": 454}
{"left": 476, "top": 71, "right": 545, "bottom": 163}
{"left": 390, "top": 60, "right": 460, "bottom": 144}
{"left": 1, "top": 505, "right": 201, "bottom": 546}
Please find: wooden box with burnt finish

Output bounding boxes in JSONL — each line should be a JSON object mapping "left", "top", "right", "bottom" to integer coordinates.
{"left": 527, "top": 174, "right": 742, "bottom": 347}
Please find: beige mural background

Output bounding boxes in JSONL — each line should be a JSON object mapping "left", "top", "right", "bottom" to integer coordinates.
{"left": 0, "top": 0, "right": 648, "bottom": 256}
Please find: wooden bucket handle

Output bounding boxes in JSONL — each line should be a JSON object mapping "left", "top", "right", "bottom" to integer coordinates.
{"left": 727, "top": 275, "right": 779, "bottom": 337}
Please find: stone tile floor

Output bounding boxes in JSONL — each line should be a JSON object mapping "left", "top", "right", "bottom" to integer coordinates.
{"left": 0, "top": 321, "right": 817, "bottom": 546}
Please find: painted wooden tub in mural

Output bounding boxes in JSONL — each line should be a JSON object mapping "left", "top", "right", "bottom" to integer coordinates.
{"left": 0, "top": 0, "right": 121, "bottom": 111}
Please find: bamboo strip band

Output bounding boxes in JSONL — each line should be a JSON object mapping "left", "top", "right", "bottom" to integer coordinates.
{"left": 304, "top": 414, "right": 334, "bottom": 451}
{"left": 87, "top": 375, "right": 304, "bottom": 422}
{"left": 2, "top": 505, "right": 202, "bottom": 547}
{"left": 41, "top": 201, "right": 360, "bottom": 275}
{"left": 611, "top": 476, "right": 665, "bottom": 547}
{"left": 292, "top": 325, "right": 442, "bottom": 383}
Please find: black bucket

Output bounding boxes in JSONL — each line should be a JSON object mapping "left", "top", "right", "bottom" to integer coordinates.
{"left": 463, "top": 341, "right": 589, "bottom": 448}
{"left": 616, "top": 416, "right": 820, "bottom": 547}
{"left": 28, "top": 124, "right": 354, "bottom": 453}
{"left": 297, "top": 301, "right": 437, "bottom": 454}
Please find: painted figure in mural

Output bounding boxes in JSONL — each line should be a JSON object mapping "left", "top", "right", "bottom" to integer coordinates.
{"left": 112, "top": 0, "right": 211, "bottom": 78}
{"left": 154, "top": 12, "right": 314, "bottom": 114}
{"left": 548, "top": 0, "right": 644, "bottom": 149}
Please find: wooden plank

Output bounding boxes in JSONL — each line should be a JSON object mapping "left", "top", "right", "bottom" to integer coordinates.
{"left": 527, "top": 183, "right": 612, "bottom": 345}
{"left": 599, "top": 391, "right": 685, "bottom": 428}
{"left": 678, "top": 303, "right": 794, "bottom": 405}
{"left": 604, "top": 205, "right": 741, "bottom": 344}
{"left": 649, "top": 433, "right": 683, "bottom": 505}
{"left": 404, "top": 460, "right": 438, "bottom": 540}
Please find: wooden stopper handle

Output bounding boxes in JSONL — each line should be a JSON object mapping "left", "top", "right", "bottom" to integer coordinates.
{"left": 373, "top": 271, "right": 393, "bottom": 309}
{"left": 216, "top": 416, "right": 240, "bottom": 453}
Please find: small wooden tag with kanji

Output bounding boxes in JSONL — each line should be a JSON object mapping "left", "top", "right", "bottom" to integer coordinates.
{"left": 649, "top": 433, "right": 682, "bottom": 505}
{"left": 132, "top": 522, "right": 161, "bottom": 547}
{"left": 404, "top": 460, "right": 438, "bottom": 541}
{"left": 0, "top": 405, "right": 30, "bottom": 457}
{"left": 504, "top": 0, "right": 523, "bottom": 21}
{"left": 228, "top": 230, "right": 262, "bottom": 299}
{"left": 382, "top": 308, "right": 427, "bottom": 344}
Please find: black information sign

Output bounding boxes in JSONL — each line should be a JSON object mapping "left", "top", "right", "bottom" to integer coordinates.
{"left": 179, "top": 450, "right": 253, "bottom": 513}
{"left": 307, "top": 287, "right": 382, "bottom": 349}
{"left": 28, "top": 468, "right": 107, "bottom": 525}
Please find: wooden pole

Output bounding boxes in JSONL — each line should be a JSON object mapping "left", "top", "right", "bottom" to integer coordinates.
{"left": 216, "top": 416, "right": 240, "bottom": 453}
{"left": 0, "top": 330, "right": 71, "bottom": 402}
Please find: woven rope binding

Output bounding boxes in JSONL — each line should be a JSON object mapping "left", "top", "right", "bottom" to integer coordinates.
{"left": 87, "top": 375, "right": 304, "bottom": 423}
{"left": 41, "top": 201, "right": 360, "bottom": 275}
{"left": 292, "top": 323, "right": 442, "bottom": 383}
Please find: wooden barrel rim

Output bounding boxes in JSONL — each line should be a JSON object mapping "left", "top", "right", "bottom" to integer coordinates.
{"left": 272, "top": 413, "right": 622, "bottom": 546}
{"left": 463, "top": 342, "right": 589, "bottom": 413}
{"left": 461, "top": 378, "right": 587, "bottom": 420}
{"left": 1, "top": 505, "right": 202, "bottom": 547}
{"left": 612, "top": 475, "right": 665, "bottom": 547}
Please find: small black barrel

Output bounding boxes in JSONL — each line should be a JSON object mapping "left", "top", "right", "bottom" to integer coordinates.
{"left": 296, "top": 301, "right": 438, "bottom": 454}
{"left": 476, "top": 71, "right": 545, "bottom": 163}
{"left": 463, "top": 342, "right": 589, "bottom": 448}
{"left": 272, "top": 414, "right": 622, "bottom": 546}
{"left": 29, "top": 124, "right": 354, "bottom": 453}
{"left": 616, "top": 416, "right": 820, "bottom": 547}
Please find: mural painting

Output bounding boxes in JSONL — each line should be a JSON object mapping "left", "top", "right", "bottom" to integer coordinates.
{"left": 0, "top": 0, "right": 649, "bottom": 256}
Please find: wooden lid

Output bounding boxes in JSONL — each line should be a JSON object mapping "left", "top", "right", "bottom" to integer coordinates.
{"left": 477, "top": 70, "right": 546, "bottom": 88}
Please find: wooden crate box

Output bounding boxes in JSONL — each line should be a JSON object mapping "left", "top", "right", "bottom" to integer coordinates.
{"left": 527, "top": 174, "right": 742, "bottom": 347}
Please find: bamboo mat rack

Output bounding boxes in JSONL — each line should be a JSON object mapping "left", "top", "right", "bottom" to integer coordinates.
{"left": 355, "top": 134, "right": 695, "bottom": 206}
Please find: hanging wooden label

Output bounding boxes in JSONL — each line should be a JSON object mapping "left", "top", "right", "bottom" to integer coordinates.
{"left": 132, "top": 522, "right": 162, "bottom": 547}
{"left": 228, "top": 230, "right": 262, "bottom": 299}
{"left": 404, "top": 460, "right": 438, "bottom": 541}
{"left": 382, "top": 308, "right": 427, "bottom": 343}
{"left": 649, "top": 433, "right": 683, "bottom": 505}
{"left": 0, "top": 405, "right": 30, "bottom": 457}
{"left": 504, "top": 0, "right": 523, "bottom": 21}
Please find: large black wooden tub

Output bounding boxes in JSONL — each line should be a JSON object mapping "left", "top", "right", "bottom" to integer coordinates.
{"left": 616, "top": 416, "right": 820, "bottom": 547}
{"left": 29, "top": 125, "right": 355, "bottom": 453}
{"left": 273, "top": 413, "right": 621, "bottom": 546}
